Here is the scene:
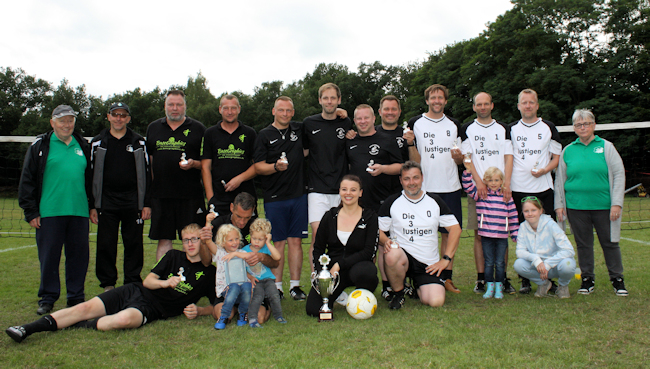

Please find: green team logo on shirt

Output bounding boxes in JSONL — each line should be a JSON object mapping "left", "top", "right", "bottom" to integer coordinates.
{"left": 183, "top": 129, "right": 190, "bottom": 137}
{"left": 156, "top": 137, "right": 187, "bottom": 151}
{"left": 166, "top": 273, "right": 194, "bottom": 294}
{"left": 239, "top": 134, "right": 246, "bottom": 142}
{"left": 195, "top": 271, "right": 205, "bottom": 280}
{"left": 217, "top": 144, "right": 245, "bottom": 159}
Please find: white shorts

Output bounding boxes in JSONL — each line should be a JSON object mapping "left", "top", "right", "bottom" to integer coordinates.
{"left": 308, "top": 193, "right": 340, "bottom": 223}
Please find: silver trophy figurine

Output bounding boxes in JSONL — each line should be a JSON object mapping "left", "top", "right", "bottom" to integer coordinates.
{"left": 531, "top": 161, "right": 540, "bottom": 174}
{"left": 366, "top": 159, "right": 375, "bottom": 172}
{"left": 180, "top": 153, "right": 188, "bottom": 165}
{"left": 209, "top": 204, "right": 218, "bottom": 216}
{"left": 280, "top": 152, "right": 288, "bottom": 164}
{"left": 310, "top": 254, "right": 340, "bottom": 322}
{"left": 452, "top": 138, "right": 459, "bottom": 151}
{"left": 389, "top": 235, "right": 399, "bottom": 249}
{"left": 402, "top": 121, "right": 410, "bottom": 133}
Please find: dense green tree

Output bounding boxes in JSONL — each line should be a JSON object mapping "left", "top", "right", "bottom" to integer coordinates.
{"left": 0, "top": 67, "right": 52, "bottom": 136}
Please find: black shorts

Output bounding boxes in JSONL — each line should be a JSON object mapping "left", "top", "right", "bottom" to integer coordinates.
{"left": 149, "top": 197, "right": 206, "bottom": 240}
{"left": 404, "top": 250, "right": 445, "bottom": 288}
{"left": 98, "top": 284, "right": 163, "bottom": 327}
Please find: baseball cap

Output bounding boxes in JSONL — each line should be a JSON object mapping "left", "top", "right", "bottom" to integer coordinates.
{"left": 52, "top": 105, "right": 78, "bottom": 119}
{"left": 109, "top": 102, "right": 131, "bottom": 115}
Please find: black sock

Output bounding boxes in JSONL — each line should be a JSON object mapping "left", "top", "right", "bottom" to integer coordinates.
{"left": 22, "top": 315, "right": 58, "bottom": 335}
{"left": 382, "top": 280, "right": 390, "bottom": 289}
{"left": 478, "top": 273, "right": 485, "bottom": 281}
{"left": 71, "top": 319, "right": 98, "bottom": 330}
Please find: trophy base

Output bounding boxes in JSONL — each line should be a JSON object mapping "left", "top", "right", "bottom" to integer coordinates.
{"left": 318, "top": 312, "right": 333, "bottom": 322}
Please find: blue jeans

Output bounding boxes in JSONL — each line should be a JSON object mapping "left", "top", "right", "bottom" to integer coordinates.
{"left": 482, "top": 237, "right": 508, "bottom": 283}
{"left": 514, "top": 258, "right": 576, "bottom": 287}
{"left": 220, "top": 282, "right": 252, "bottom": 318}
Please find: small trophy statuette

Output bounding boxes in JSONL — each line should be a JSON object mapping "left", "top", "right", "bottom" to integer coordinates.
{"left": 280, "top": 152, "right": 288, "bottom": 164}
{"left": 209, "top": 204, "right": 218, "bottom": 215}
{"left": 402, "top": 121, "right": 410, "bottom": 133}
{"left": 310, "top": 254, "right": 340, "bottom": 322}
{"left": 221, "top": 180, "right": 227, "bottom": 187}
{"left": 531, "top": 161, "right": 540, "bottom": 174}
{"left": 452, "top": 139, "right": 459, "bottom": 151}
{"left": 180, "top": 153, "right": 188, "bottom": 165}
{"left": 389, "top": 235, "right": 399, "bottom": 249}
{"left": 177, "top": 267, "right": 186, "bottom": 282}
{"left": 366, "top": 160, "right": 375, "bottom": 172}
{"left": 463, "top": 152, "right": 472, "bottom": 164}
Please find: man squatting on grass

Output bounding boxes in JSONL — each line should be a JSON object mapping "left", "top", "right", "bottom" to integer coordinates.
{"left": 6, "top": 224, "right": 216, "bottom": 343}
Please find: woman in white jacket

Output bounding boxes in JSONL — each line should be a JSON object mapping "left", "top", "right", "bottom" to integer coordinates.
{"left": 514, "top": 197, "right": 576, "bottom": 298}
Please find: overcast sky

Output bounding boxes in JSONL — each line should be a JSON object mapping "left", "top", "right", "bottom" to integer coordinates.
{"left": 3, "top": 0, "right": 514, "bottom": 98}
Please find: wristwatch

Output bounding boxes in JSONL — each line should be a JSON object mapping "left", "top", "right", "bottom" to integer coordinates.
{"left": 442, "top": 255, "right": 452, "bottom": 261}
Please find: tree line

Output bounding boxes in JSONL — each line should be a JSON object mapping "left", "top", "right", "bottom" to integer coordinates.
{"left": 1, "top": 0, "right": 648, "bottom": 186}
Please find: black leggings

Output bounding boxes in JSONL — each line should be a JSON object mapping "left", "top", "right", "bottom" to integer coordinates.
{"left": 306, "top": 260, "right": 378, "bottom": 317}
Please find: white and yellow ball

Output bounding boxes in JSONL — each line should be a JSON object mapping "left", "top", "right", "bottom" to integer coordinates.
{"left": 345, "top": 289, "right": 377, "bottom": 320}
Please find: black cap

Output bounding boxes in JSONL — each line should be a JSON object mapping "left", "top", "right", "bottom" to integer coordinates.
{"left": 109, "top": 102, "right": 131, "bottom": 115}
{"left": 52, "top": 105, "right": 78, "bottom": 119}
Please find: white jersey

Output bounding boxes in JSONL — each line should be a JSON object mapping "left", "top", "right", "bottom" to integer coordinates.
{"left": 509, "top": 118, "right": 562, "bottom": 192}
{"left": 378, "top": 191, "right": 459, "bottom": 266}
{"left": 408, "top": 114, "right": 461, "bottom": 193}
{"left": 460, "top": 119, "right": 513, "bottom": 179}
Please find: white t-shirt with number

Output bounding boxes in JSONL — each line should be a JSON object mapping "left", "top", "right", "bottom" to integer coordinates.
{"left": 509, "top": 119, "right": 562, "bottom": 192}
{"left": 460, "top": 119, "right": 513, "bottom": 179}
{"left": 378, "top": 191, "right": 459, "bottom": 266}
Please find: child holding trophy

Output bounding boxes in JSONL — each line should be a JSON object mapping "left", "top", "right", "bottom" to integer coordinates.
{"left": 201, "top": 218, "right": 253, "bottom": 330}
{"left": 462, "top": 166, "right": 519, "bottom": 299}
{"left": 241, "top": 218, "right": 287, "bottom": 328}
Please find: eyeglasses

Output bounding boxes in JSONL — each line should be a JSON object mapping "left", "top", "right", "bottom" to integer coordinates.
{"left": 182, "top": 237, "right": 200, "bottom": 244}
{"left": 110, "top": 112, "right": 129, "bottom": 118}
{"left": 521, "top": 196, "right": 539, "bottom": 203}
{"left": 573, "top": 122, "right": 594, "bottom": 129}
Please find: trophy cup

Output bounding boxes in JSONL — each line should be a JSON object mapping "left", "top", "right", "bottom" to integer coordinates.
{"left": 279, "top": 152, "right": 288, "bottom": 165}
{"left": 311, "top": 254, "right": 340, "bottom": 322}
{"left": 452, "top": 139, "right": 459, "bottom": 151}
{"left": 463, "top": 152, "right": 472, "bottom": 164}
{"left": 531, "top": 161, "right": 540, "bottom": 174}
{"left": 402, "top": 121, "right": 410, "bottom": 133}
{"left": 366, "top": 159, "right": 375, "bottom": 172}
{"left": 389, "top": 235, "right": 399, "bottom": 249}
{"left": 180, "top": 153, "right": 188, "bottom": 165}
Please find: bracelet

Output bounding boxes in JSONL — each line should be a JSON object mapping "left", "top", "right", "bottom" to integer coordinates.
{"left": 273, "top": 162, "right": 278, "bottom": 172}
{"left": 442, "top": 255, "right": 452, "bottom": 261}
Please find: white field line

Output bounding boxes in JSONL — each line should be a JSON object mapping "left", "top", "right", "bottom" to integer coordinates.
{"left": 620, "top": 237, "right": 650, "bottom": 245}
{"left": 0, "top": 244, "right": 36, "bottom": 253}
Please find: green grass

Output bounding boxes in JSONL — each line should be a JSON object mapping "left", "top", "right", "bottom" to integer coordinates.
{"left": 1, "top": 199, "right": 649, "bottom": 368}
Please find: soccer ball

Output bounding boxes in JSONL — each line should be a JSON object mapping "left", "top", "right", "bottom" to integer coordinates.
{"left": 345, "top": 289, "right": 377, "bottom": 320}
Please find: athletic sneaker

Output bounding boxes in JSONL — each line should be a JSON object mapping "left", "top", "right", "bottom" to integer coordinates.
{"left": 290, "top": 286, "right": 306, "bottom": 301}
{"left": 37, "top": 303, "right": 53, "bottom": 315}
{"left": 503, "top": 278, "right": 516, "bottom": 295}
{"left": 277, "top": 289, "right": 285, "bottom": 300}
{"left": 577, "top": 277, "right": 595, "bottom": 295}
{"left": 236, "top": 313, "right": 247, "bottom": 326}
{"left": 6, "top": 326, "right": 28, "bottom": 343}
{"left": 534, "top": 280, "right": 552, "bottom": 298}
{"left": 556, "top": 285, "right": 570, "bottom": 299}
{"left": 214, "top": 316, "right": 228, "bottom": 330}
{"left": 473, "top": 280, "right": 485, "bottom": 294}
{"left": 611, "top": 277, "right": 628, "bottom": 296}
{"left": 249, "top": 321, "right": 263, "bottom": 328}
{"left": 388, "top": 292, "right": 406, "bottom": 310}
{"left": 519, "top": 278, "right": 532, "bottom": 294}
{"left": 381, "top": 286, "right": 394, "bottom": 301}
{"left": 335, "top": 291, "right": 348, "bottom": 306}
{"left": 276, "top": 317, "right": 287, "bottom": 324}
{"left": 403, "top": 283, "right": 415, "bottom": 298}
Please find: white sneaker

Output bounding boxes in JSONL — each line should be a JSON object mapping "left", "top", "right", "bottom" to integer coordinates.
{"left": 335, "top": 291, "right": 348, "bottom": 306}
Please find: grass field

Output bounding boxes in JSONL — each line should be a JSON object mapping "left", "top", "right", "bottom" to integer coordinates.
{"left": 1, "top": 198, "right": 649, "bottom": 368}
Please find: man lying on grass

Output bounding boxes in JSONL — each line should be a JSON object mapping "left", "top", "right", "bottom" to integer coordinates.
{"left": 6, "top": 223, "right": 216, "bottom": 343}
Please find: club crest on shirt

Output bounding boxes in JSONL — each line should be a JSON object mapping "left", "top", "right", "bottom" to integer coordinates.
{"left": 290, "top": 131, "right": 298, "bottom": 141}
{"left": 396, "top": 137, "right": 404, "bottom": 148}
{"left": 594, "top": 147, "right": 604, "bottom": 154}
{"left": 369, "top": 144, "right": 380, "bottom": 155}
{"left": 75, "top": 148, "right": 83, "bottom": 156}
{"left": 336, "top": 128, "right": 346, "bottom": 140}
{"left": 183, "top": 129, "right": 190, "bottom": 137}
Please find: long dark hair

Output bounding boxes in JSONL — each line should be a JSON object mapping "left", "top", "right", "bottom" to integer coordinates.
{"left": 337, "top": 174, "right": 363, "bottom": 209}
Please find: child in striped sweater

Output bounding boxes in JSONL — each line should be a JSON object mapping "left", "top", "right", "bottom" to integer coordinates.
{"left": 462, "top": 166, "right": 519, "bottom": 299}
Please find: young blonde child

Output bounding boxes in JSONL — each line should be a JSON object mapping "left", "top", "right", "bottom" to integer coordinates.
{"left": 243, "top": 218, "right": 286, "bottom": 328}
{"left": 462, "top": 166, "right": 519, "bottom": 299}
{"left": 202, "top": 217, "right": 253, "bottom": 330}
